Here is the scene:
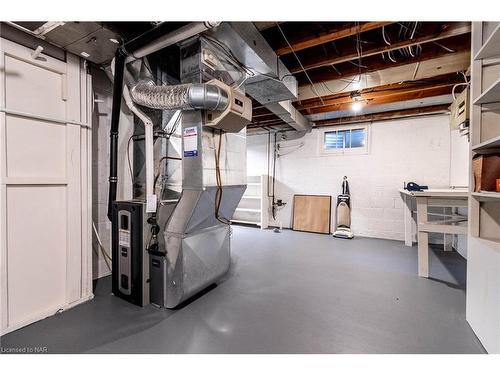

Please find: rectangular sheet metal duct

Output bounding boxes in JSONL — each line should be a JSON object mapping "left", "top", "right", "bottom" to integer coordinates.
{"left": 206, "top": 22, "right": 312, "bottom": 133}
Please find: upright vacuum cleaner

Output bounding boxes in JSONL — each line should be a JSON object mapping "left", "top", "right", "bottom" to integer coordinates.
{"left": 333, "top": 176, "right": 354, "bottom": 239}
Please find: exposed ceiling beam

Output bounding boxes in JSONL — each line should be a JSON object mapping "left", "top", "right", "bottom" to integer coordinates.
{"left": 297, "top": 74, "right": 462, "bottom": 110}
{"left": 312, "top": 104, "right": 450, "bottom": 127}
{"left": 301, "top": 84, "right": 454, "bottom": 115}
{"left": 289, "top": 22, "right": 471, "bottom": 73}
{"left": 298, "top": 50, "right": 470, "bottom": 101}
{"left": 307, "top": 94, "right": 453, "bottom": 122}
{"left": 295, "top": 37, "right": 470, "bottom": 86}
{"left": 275, "top": 22, "right": 394, "bottom": 56}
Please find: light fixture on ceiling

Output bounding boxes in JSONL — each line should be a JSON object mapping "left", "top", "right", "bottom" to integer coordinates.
{"left": 351, "top": 101, "right": 363, "bottom": 112}
{"left": 109, "top": 38, "right": 120, "bottom": 44}
{"left": 350, "top": 91, "right": 363, "bottom": 112}
{"left": 350, "top": 91, "right": 362, "bottom": 100}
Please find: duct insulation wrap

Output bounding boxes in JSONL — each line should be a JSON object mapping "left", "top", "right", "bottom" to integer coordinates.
{"left": 130, "top": 80, "right": 229, "bottom": 111}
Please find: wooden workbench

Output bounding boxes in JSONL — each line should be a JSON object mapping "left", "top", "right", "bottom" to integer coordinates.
{"left": 399, "top": 188, "right": 469, "bottom": 277}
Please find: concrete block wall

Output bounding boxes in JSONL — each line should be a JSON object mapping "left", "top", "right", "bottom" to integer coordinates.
{"left": 91, "top": 68, "right": 134, "bottom": 279}
{"left": 247, "top": 114, "right": 458, "bottom": 241}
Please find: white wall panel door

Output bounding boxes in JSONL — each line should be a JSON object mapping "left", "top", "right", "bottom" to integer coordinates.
{"left": 450, "top": 128, "right": 469, "bottom": 188}
{"left": 0, "top": 38, "right": 92, "bottom": 335}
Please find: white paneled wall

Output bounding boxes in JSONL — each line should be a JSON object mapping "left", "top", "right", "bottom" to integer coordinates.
{"left": 247, "top": 114, "right": 456, "bottom": 241}
{"left": 0, "top": 39, "right": 92, "bottom": 335}
{"left": 91, "top": 68, "right": 134, "bottom": 279}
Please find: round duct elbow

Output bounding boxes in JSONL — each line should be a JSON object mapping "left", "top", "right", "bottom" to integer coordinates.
{"left": 130, "top": 80, "right": 229, "bottom": 111}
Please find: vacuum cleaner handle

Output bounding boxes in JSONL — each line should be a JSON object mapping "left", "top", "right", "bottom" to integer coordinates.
{"left": 342, "top": 176, "right": 350, "bottom": 195}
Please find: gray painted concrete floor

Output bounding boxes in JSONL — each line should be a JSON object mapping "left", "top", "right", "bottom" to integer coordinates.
{"left": 1, "top": 227, "right": 485, "bottom": 353}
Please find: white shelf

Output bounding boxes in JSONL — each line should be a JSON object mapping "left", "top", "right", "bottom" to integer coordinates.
{"left": 474, "top": 24, "right": 500, "bottom": 60}
{"left": 472, "top": 134, "right": 500, "bottom": 153}
{"left": 467, "top": 22, "right": 500, "bottom": 355}
{"left": 235, "top": 207, "right": 261, "bottom": 213}
{"left": 231, "top": 219, "right": 261, "bottom": 226}
{"left": 473, "top": 77, "right": 500, "bottom": 105}
{"left": 471, "top": 191, "right": 500, "bottom": 202}
{"left": 233, "top": 175, "right": 269, "bottom": 229}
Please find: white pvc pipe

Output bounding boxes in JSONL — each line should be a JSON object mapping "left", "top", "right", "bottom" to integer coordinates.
{"left": 122, "top": 85, "right": 155, "bottom": 209}
{"left": 144, "top": 122, "right": 155, "bottom": 201}
{"left": 109, "top": 60, "right": 156, "bottom": 211}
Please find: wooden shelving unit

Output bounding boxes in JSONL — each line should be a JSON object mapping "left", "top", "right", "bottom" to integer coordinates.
{"left": 232, "top": 175, "right": 269, "bottom": 229}
{"left": 467, "top": 22, "right": 500, "bottom": 354}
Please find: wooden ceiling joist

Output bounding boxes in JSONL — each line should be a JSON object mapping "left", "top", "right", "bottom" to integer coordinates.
{"left": 297, "top": 73, "right": 463, "bottom": 110}
{"left": 301, "top": 84, "right": 454, "bottom": 115}
{"left": 312, "top": 104, "right": 450, "bottom": 127}
{"left": 295, "top": 40, "right": 470, "bottom": 87}
{"left": 289, "top": 22, "right": 471, "bottom": 73}
{"left": 250, "top": 21, "right": 471, "bottom": 133}
{"left": 275, "top": 21, "right": 394, "bottom": 56}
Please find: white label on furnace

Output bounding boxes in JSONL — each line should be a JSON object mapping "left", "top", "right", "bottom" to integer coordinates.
{"left": 146, "top": 194, "right": 157, "bottom": 213}
{"left": 183, "top": 126, "right": 198, "bottom": 157}
{"left": 119, "top": 230, "right": 130, "bottom": 247}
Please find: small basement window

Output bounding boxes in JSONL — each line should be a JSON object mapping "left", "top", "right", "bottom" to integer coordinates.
{"left": 320, "top": 125, "right": 369, "bottom": 155}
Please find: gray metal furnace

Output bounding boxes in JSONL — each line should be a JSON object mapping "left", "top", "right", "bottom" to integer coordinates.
{"left": 111, "top": 31, "right": 250, "bottom": 308}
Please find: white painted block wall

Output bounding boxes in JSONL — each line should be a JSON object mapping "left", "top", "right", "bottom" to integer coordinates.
{"left": 247, "top": 114, "right": 458, "bottom": 241}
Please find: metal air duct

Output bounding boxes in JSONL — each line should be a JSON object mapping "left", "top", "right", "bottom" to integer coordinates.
{"left": 107, "top": 21, "right": 221, "bottom": 219}
{"left": 205, "top": 22, "right": 313, "bottom": 134}
{"left": 130, "top": 80, "right": 229, "bottom": 111}
{"left": 125, "top": 22, "right": 221, "bottom": 62}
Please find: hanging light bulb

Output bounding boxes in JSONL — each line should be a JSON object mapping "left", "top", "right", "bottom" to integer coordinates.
{"left": 350, "top": 90, "right": 363, "bottom": 112}
{"left": 351, "top": 101, "right": 363, "bottom": 112}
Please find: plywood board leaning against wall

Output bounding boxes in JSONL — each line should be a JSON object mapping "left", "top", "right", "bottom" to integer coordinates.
{"left": 292, "top": 195, "right": 331, "bottom": 234}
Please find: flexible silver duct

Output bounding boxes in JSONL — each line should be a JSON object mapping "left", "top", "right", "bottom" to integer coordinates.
{"left": 130, "top": 80, "right": 229, "bottom": 111}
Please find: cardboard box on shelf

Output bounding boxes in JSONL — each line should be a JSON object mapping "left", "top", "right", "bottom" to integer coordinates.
{"left": 473, "top": 154, "right": 500, "bottom": 192}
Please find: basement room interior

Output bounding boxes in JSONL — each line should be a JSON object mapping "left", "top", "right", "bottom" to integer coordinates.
{"left": 1, "top": 4, "right": 500, "bottom": 365}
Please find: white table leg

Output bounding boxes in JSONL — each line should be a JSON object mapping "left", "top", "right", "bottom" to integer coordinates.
{"left": 403, "top": 194, "right": 413, "bottom": 247}
{"left": 444, "top": 207, "right": 453, "bottom": 251}
{"left": 444, "top": 235, "right": 452, "bottom": 251}
{"left": 416, "top": 197, "right": 429, "bottom": 278}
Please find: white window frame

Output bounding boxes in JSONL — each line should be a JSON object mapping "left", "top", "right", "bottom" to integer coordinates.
{"left": 318, "top": 123, "right": 370, "bottom": 156}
